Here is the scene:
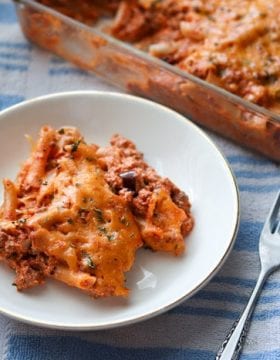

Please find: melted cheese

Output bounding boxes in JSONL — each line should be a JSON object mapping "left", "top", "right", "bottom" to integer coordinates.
{"left": 0, "top": 126, "right": 142, "bottom": 297}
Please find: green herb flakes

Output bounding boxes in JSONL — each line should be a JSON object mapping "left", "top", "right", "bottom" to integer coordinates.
{"left": 94, "top": 207, "right": 104, "bottom": 222}
{"left": 98, "top": 226, "right": 107, "bottom": 234}
{"left": 71, "top": 139, "right": 81, "bottom": 153}
{"left": 17, "top": 218, "right": 27, "bottom": 225}
{"left": 106, "top": 233, "right": 115, "bottom": 241}
{"left": 84, "top": 254, "right": 96, "bottom": 269}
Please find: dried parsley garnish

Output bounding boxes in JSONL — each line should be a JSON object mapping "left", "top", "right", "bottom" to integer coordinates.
{"left": 84, "top": 254, "right": 96, "bottom": 269}
{"left": 94, "top": 207, "right": 104, "bottom": 222}
{"left": 17, "top": 218, "right": 27, "bottom": 225}
{"left": 106, "top": 233, "right": 115, "bottom": 241}
{"left": 71, "top": 139, "right": 81, "bottom": 153}
{"left": 98, "top": 226, "right": 115, "bottom": 241}
{"left": 98, "top": 226, "right": 107, "bottom": 234}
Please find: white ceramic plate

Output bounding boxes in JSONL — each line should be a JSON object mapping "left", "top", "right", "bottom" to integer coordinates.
{"left": 0, "top": 91, "right": 239, "bottom": 330}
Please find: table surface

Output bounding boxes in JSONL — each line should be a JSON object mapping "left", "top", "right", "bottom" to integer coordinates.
{"left": 0, "top": 1, "right": 280, "bottom": 359}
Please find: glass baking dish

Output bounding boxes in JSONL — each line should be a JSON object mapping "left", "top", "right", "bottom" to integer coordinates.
{"left": 14, "top": 0, "right": 280, "bottom": 162}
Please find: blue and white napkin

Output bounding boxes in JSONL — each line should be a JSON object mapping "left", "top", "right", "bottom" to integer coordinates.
{"left": 0, "top": 1, "right": 280, "bottom": 359}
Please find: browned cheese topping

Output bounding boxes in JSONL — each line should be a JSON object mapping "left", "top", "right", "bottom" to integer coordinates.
{"left": 37, "top": 0, "right": 280, "bottom": 113}
{"left": 0, "top": 126, "right": 193, "bottom": 298}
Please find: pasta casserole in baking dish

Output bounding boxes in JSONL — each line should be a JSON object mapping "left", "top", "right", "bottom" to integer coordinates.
{"left": 14, "top": 0, "right": 280, "bottom": 161}
{"left": 37, "top": 0, "right": 280, "bottom": 113}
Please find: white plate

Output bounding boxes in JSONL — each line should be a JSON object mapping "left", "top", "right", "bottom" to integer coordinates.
{"left": 0, "top": 91, "right": 239, "bottom": 330}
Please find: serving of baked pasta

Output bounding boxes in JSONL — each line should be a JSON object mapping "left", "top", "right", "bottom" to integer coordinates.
{"left": 0, "top": 126, "right": 193, "bottom": 298}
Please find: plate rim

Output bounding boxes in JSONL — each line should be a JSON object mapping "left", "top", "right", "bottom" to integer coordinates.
{"left": 0, "top": 90, "right": 240, "bottom": 330}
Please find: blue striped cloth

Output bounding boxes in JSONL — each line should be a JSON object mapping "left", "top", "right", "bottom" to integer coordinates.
{"left": 1, "top": 1, "right": 280, "bottom": 359}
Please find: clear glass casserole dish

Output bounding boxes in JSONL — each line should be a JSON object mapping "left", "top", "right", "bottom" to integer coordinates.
{"left": 14, "top": 0, "right": 280, "bottom": 162}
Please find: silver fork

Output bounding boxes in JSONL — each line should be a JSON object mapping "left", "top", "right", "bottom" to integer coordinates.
{"left": 216, "top": 191, "right": 280, "bottom": 360}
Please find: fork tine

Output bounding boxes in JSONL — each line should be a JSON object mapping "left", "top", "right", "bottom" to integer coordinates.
{"left": 262, "top": 191, "right": 280, "bottom": 234}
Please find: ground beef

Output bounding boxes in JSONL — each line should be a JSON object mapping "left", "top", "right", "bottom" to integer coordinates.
{"left": 96, "top": 134, "right": 194, "bottom": 254}
{"left": 0, "top": 228, "right": 57, "bottom": 290}
{"left": 97, "top": 134, "right": 192, "bottom": 217}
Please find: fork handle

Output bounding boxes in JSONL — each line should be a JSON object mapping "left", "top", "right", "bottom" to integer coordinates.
{"left": 216, "top": 269, "right": 269, "bottom": 360}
